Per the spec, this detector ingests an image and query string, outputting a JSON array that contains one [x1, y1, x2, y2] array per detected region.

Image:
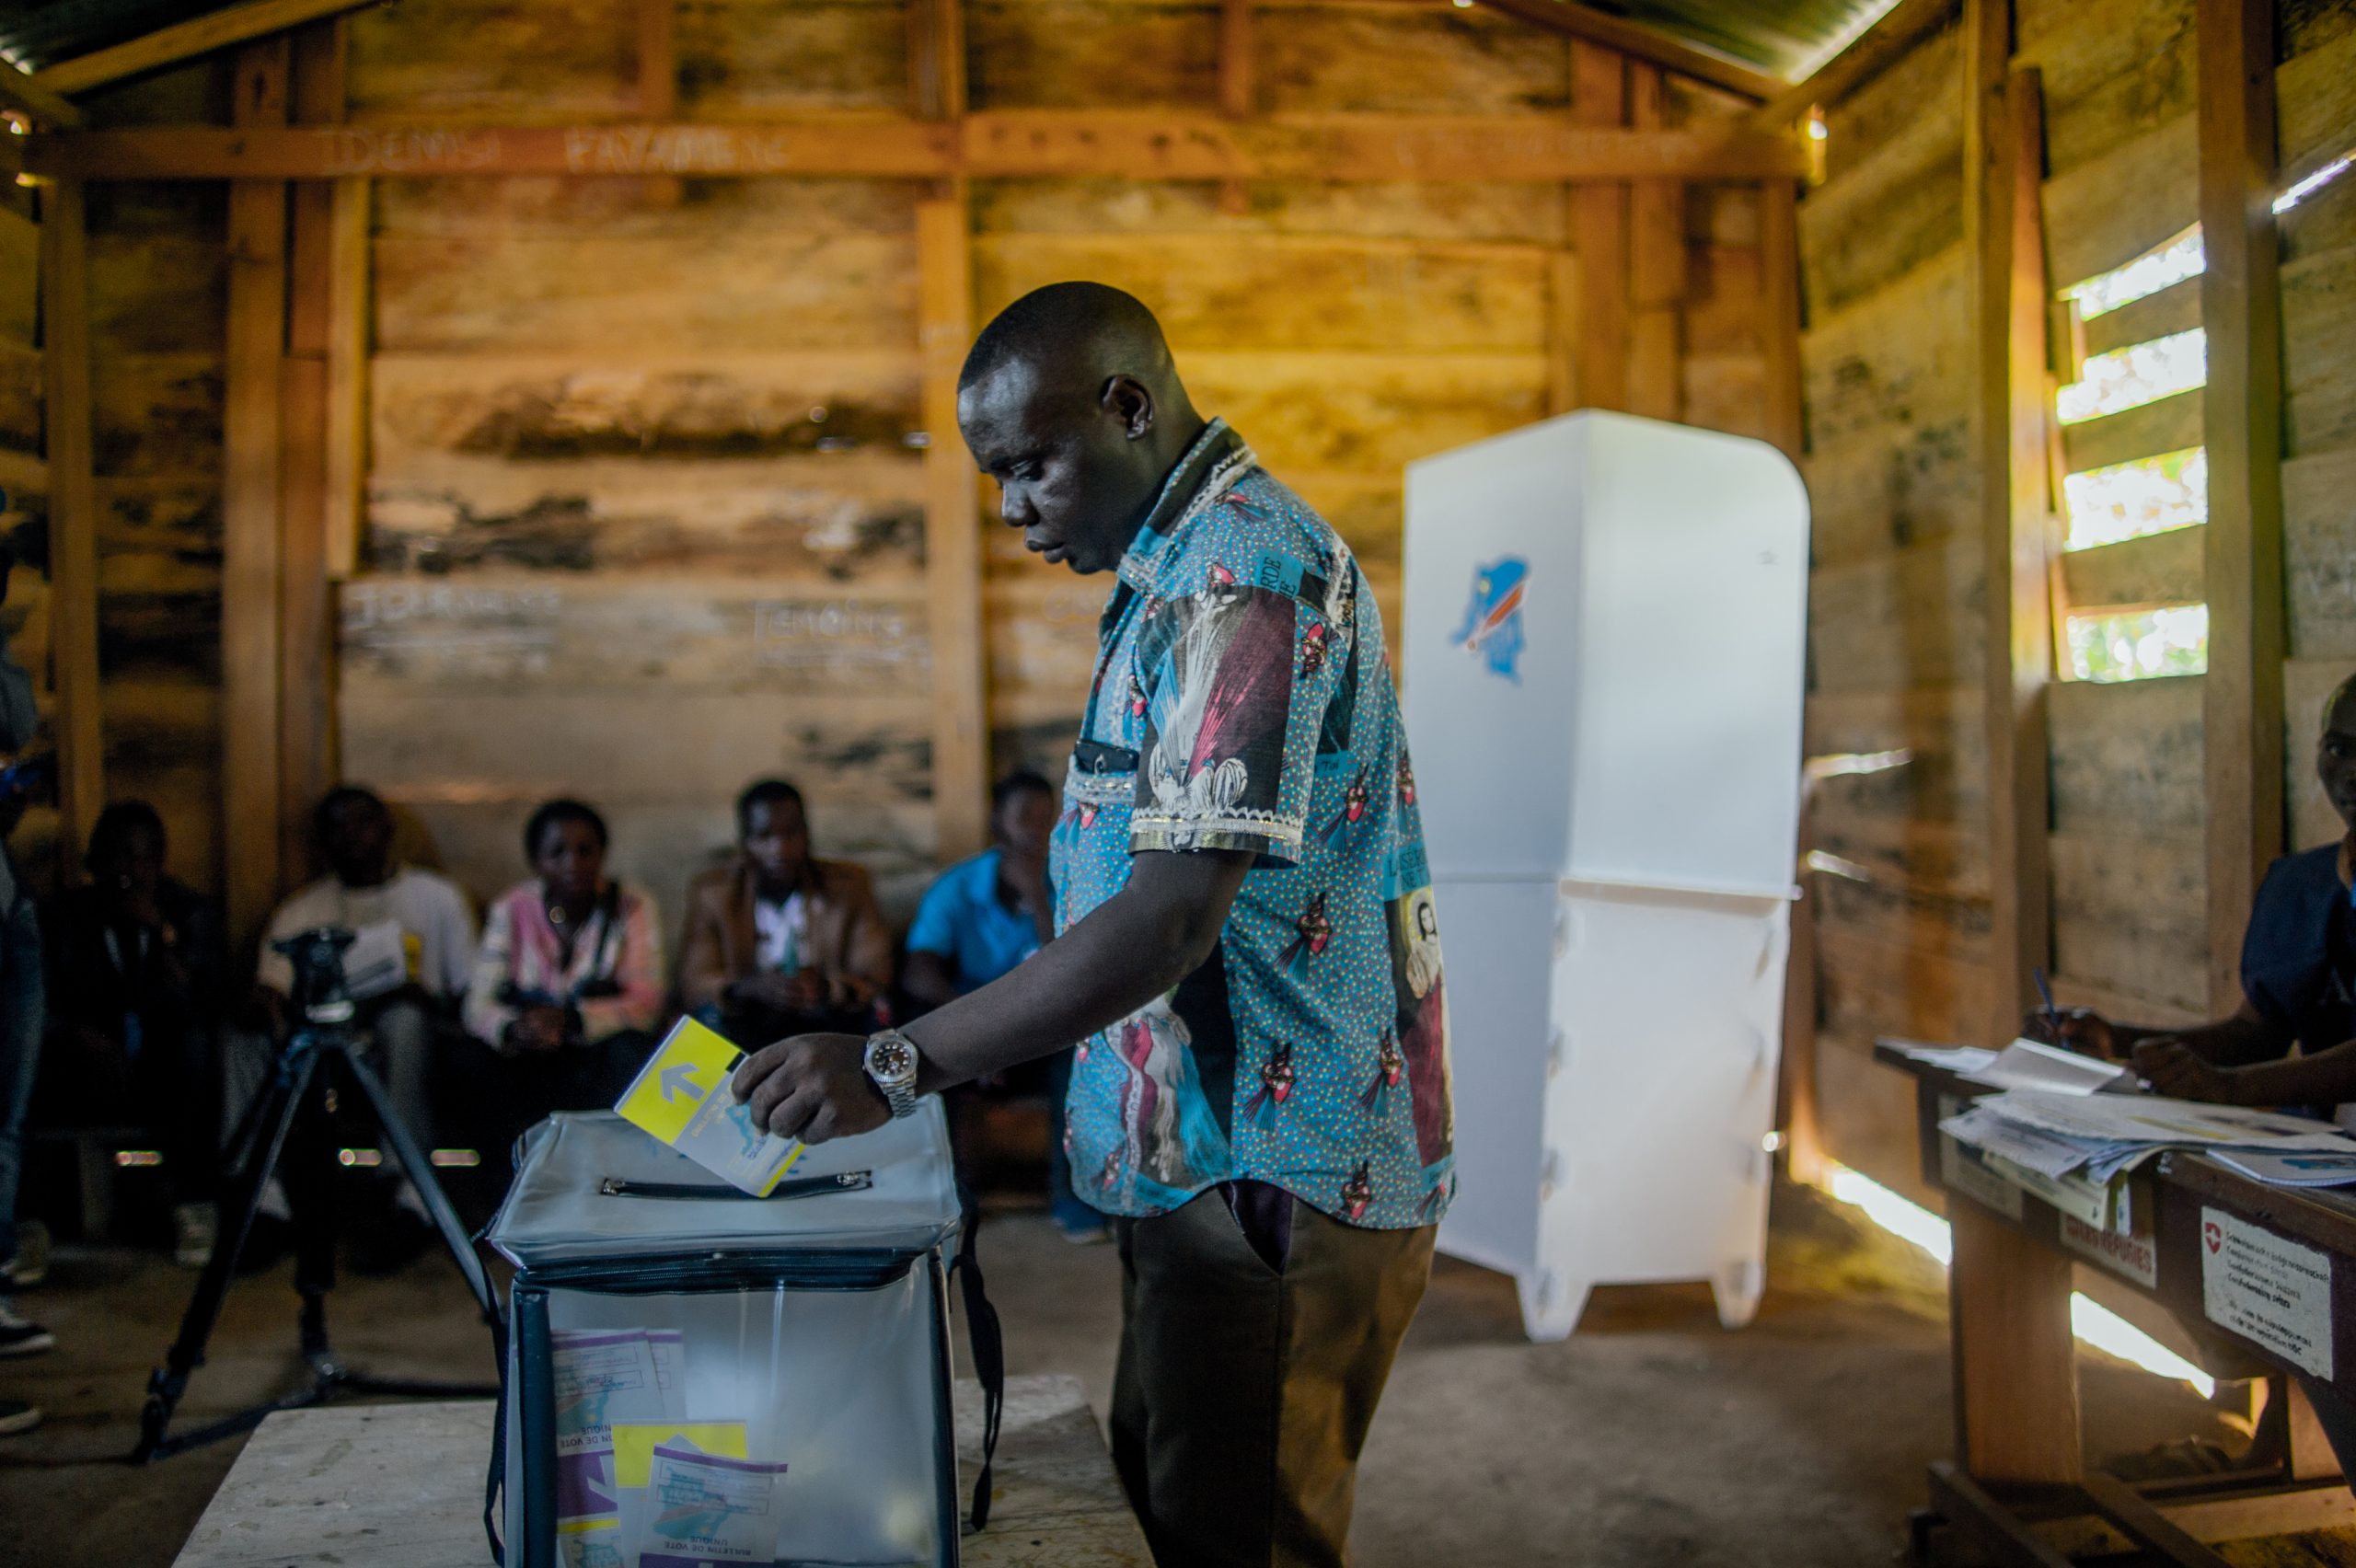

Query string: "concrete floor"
[[0, 1180, 2246, 1568]]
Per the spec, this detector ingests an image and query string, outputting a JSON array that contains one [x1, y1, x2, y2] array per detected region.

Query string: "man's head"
[[2321, 673, 2356, 834], [316, 785, 395, 889], [956, 282, 1207, 575], [87, 799, 166, 902], [736, 778, 810, 890], [990, 769, 1057, 863]]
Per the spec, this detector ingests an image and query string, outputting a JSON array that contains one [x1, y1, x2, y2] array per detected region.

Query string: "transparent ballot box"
[[482, 1103, 995, 1568]]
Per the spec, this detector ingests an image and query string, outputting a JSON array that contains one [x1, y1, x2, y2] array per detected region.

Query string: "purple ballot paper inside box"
[[639, 1442, 791, 1566]]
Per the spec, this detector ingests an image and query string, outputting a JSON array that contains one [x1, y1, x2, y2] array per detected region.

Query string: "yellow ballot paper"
[[611, 1421, 748, 1488], [616, 1018, 804, 1195]]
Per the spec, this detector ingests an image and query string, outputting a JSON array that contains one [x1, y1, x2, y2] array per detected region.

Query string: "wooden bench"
[[171, 1373, 1151, 1567]]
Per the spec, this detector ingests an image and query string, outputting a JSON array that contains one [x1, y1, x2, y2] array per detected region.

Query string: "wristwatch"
[[863, 1028, 922, 1120]]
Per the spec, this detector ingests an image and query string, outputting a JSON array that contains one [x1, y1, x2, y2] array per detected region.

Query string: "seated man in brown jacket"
[[679, 778, 895, 1045]]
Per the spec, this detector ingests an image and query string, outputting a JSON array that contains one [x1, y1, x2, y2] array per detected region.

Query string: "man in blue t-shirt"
[[904, 771, 1103, 1241]]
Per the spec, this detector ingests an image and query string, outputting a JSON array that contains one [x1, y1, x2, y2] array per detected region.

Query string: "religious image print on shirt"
[[1132, 582, 1300, 855]]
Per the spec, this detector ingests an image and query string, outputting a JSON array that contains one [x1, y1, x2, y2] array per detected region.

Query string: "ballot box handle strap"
[[483, 1301, 512, 1565], [953, 1181, 1006, 1531]]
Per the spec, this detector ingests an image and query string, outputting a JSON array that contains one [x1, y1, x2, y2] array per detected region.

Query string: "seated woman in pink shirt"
[[460, 798, 664, 1152]]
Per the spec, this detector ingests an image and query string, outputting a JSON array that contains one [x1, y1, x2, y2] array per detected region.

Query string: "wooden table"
[[1881, 1045, 2356, 1566], [171, 1374, 1151, 1568]]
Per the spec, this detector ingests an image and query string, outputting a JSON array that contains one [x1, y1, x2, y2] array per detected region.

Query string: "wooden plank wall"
[[83, 66, 230, 900], [969, 2, 1773, 786], [71, 0, 1786, 937], [2022, 0, 2209, 1027], [1796, 15, 1982, 1193], [2279, 6, 2356, 851], [345, 0, 928, 927], [1798, 0, 2356, 1198]]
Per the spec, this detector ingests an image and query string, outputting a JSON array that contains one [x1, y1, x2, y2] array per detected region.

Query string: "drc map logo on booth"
[[1450, 557, 1529, 683]]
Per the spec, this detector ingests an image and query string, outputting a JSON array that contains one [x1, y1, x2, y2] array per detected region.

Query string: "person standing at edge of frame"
[[730, 282, 1456, 1568]]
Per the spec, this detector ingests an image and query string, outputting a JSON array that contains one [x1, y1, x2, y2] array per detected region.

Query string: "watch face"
[[871, 1039, 915, 1081]]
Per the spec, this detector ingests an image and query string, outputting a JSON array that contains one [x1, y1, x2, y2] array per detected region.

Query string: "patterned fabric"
[[462, 879, 666, 1048], [1052, 420, 1455, 1230]]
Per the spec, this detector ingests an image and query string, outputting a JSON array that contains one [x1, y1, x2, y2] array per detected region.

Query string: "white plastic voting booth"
[[1403, 409, 1809, 1343]]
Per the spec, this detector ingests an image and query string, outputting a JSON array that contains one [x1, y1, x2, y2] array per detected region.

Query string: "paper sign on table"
[[616, 1017, 803, 1196]]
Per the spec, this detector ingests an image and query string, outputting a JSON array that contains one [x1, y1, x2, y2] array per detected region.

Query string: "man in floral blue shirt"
[[735, 282, 1453, 1568]]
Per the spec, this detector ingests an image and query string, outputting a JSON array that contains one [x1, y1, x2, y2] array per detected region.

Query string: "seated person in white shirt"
[[248, 785, 477, 1272]]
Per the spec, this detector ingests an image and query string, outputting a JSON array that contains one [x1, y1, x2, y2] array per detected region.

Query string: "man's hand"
[[731, 1032, 887, 1146], [2023, 1006, 2127, 1061], [2133, 1036, 2240, 1103]]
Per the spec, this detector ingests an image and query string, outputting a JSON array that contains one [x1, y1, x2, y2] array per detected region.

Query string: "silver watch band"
[[866, 1029, 922, 1120]]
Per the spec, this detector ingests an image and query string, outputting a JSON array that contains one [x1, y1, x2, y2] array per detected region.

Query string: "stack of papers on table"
[[1941, 1090, 2356, 1186]]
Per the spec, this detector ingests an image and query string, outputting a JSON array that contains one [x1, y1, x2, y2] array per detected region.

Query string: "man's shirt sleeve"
[[1128, 584, 1343, 866]]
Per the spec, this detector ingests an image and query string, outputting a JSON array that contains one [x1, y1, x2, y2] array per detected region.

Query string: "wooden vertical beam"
[[912, 0, 986, 861], [320, 177, 368, 579], [1218, 0, 1254, 215], [635, 0, 681, 205], [2197, 0, 2284, 1015], [278, 18, 343, 883], [918, 199, 986, 864], [1571, 42, 1629, 412], [1759, 174, 1817, 1180], [222, 36, 292, 942], [1967, 0, 2053, 1046], [1626, 63, 1683, 421], [1544, 246, 1581, 417], [907, 0, 966, 122], [40, 179, 101, 873], [1759, 179, 1804, 458], [1950, 1200, 2082, 1482], [637, 0, 676, 120]]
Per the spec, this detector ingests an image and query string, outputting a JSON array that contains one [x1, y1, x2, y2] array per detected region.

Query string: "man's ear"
[[1100, 375, 1155, 440]]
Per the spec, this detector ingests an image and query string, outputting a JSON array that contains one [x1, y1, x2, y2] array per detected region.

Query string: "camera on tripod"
[[274, 927, 358, 1026]]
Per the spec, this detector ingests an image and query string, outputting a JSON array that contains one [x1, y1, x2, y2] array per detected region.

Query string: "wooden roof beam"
[[32, 0, 386, 98], [1748, 0, 1959, 129], [22, 112, 1811, 181], [0, 63, 80, 127], [1469, 0, 1779, 102]]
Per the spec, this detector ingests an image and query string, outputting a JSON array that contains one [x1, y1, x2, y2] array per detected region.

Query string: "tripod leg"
[[284, 1052, 341, 1304], [337, 1043, 501, 1323], [135, 1044, 322, 1462]]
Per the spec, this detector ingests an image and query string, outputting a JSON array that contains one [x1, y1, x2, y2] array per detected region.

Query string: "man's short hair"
[[524, 797, 607, 858], [736, 778, 804, 831], [313, 784, 387, 846], [959, 281, 1168, 393], [990, 769, 1055, 813], [87, 798, 165, 868]]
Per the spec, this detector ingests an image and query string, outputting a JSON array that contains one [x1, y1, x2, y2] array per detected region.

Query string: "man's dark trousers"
[[1110, 1185, 1435, 1568]]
